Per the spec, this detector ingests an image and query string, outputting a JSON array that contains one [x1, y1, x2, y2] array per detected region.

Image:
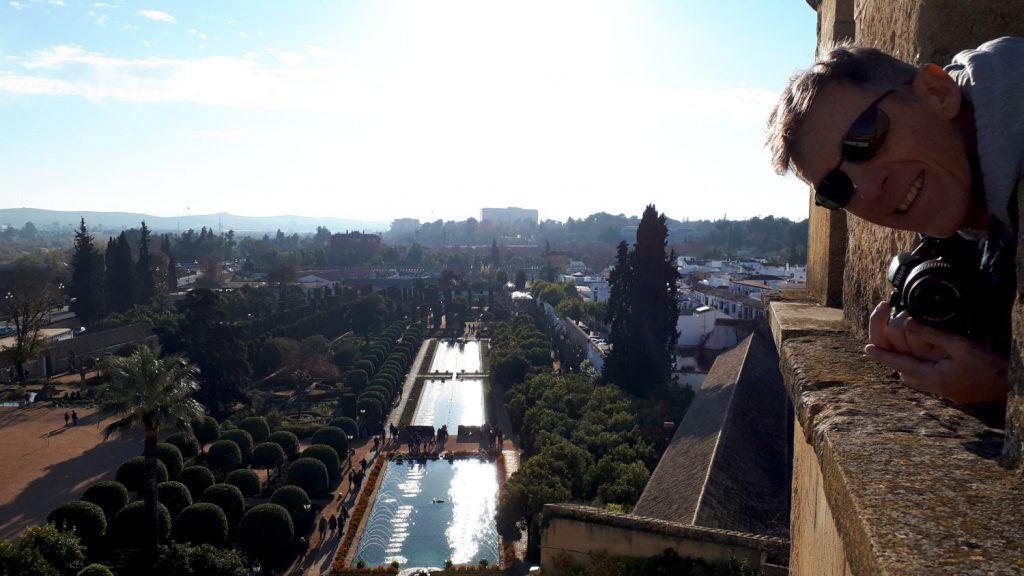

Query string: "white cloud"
[[86, 10, 107, 25], [136, 9, 174, 23], [9, 1, 23, 9], [239, 31, 248, 39], [121, 24, 137, 30], [187, 27, 207, 40], [92, 2, 114, 7], [265, 47, 304, 65], [48, 0, 64, 6], [190, 129, 259, 140], [143, 40, 151, 48], [305, 44, 336, 59]]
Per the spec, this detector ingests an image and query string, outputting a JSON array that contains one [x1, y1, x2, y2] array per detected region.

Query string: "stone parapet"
[[767, 293, 1024, 575]]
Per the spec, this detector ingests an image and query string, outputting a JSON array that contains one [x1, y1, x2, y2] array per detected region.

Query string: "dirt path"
[[0, 404, 141, 541]]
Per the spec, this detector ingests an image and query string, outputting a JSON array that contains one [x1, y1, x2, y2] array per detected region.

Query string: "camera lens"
[[903, 261, 962, 325]]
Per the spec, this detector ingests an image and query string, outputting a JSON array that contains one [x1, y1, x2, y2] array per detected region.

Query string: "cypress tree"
[[136, 221, 156, 305], [161, 234, 177, 292], [70, 218, 106, 324], [603, 205, 679, 396], [105, 233, 135, 313]]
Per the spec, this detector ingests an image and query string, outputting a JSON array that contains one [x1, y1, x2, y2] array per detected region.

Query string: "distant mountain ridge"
[[0, 208, 389, 234]]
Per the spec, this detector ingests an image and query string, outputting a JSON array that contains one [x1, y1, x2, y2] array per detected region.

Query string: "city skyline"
[[0, 1, 818, 223]]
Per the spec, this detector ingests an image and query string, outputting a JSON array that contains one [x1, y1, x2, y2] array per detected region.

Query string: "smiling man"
[[766, 37, 1024, 404]]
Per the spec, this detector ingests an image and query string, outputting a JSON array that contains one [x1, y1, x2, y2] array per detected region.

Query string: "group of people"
[[63, 410, 79, 427]]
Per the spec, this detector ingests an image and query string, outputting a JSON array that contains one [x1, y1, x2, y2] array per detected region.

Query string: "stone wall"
[[540, 504, 787, 574]]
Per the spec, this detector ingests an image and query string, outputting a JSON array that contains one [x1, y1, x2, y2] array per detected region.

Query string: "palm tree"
[[98, 345, 204, 563]]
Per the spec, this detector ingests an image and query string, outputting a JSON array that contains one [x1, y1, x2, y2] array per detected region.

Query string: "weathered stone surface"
[[769, 299, 1024, 575]]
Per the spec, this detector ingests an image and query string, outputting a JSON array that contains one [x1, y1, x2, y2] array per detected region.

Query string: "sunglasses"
[[814, 89, 895, 210]]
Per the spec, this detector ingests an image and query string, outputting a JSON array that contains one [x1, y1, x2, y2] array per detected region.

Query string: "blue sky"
[[0, 1, 817, 224]]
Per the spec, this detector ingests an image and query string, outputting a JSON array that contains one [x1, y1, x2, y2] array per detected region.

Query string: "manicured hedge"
[[252, 442, 286, 472], [76, 564, 114, 576], [269, 485, 311, 534], [301, 445, 340, 483], [164, 432, 201, 459], [226, 469, 261, 497], [286, 458, 329, 498], [173, 503, 229, 547], [207, 440, 242, 473], [239, 504, 294, 568], [237, 417, 270, 443], [274, 421, 321, 440], [220, 430, 254, 465], [157, 481, 193, 519], [110, 502, 172, 550], [327, 418, 358, 439], [311, 426, 350, 460], [266, 431, 300, 459], [114, 457, 168, 494], [48, 501, 107, 551], [80, 481, 129, 521], [177, 466, 215, 500], [201, 484, 245, 531], [191, 416, 220, 446], [156, 443, 184, 479]]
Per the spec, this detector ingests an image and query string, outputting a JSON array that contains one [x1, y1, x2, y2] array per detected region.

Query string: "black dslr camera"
[[886, 234, 989, 339]]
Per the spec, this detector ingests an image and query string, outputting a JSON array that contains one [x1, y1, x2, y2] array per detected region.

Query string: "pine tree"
[[135, 221, 156, 305], [603, 206, 679, 396], [69, 218, 106, 324], [105, 233, 135, 313], [161, 235, 177, 292]]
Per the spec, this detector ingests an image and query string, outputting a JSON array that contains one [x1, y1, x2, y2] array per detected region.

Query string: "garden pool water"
[[352, 458, 500, 567], [413, 341, 484, 429]]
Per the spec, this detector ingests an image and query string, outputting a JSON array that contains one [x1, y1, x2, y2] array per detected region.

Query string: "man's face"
[[791, 74, 977, 238]]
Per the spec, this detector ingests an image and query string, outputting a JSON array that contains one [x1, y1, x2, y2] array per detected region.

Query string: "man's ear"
[[912, 63, 961, 119]]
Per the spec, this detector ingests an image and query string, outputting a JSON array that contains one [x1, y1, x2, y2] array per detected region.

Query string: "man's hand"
[[865, 301, 1009, 404]]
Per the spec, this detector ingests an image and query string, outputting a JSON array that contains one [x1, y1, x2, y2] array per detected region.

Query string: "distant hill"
[[0, 208, 389, 234]]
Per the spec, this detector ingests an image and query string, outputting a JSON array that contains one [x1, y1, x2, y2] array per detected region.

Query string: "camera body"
[[886, 234, 987, 338]]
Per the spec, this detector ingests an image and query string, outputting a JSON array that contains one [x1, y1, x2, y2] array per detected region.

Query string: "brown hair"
[[766, 43, 918, 175]]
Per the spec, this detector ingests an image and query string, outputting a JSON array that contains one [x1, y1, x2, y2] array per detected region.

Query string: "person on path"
[[339, 505, 350, 526], [71, 410, 78, 426], [297, 536, 308, 561], [360, 457, 368, 473], [64, 411, 70, 427], [328, 513, 338, 536], [318, 516, 327, 543]]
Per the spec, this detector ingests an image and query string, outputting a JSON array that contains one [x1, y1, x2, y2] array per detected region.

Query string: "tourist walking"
[[318, 516, 327, 543], [328, 513, 338, 536], [64, 411, 70, 427], [71, 410, 79, 426]]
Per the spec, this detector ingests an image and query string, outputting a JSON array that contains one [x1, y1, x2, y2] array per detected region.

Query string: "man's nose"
[[842, 161, 886, 202]]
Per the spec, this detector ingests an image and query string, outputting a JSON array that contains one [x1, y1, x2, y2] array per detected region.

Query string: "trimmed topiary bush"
[[201, 484, 244, 532], [153, 543, 249, 576], [225, 469, 261, 497], [110, 502, 171, 550], [267, 431, 300, 460], [285, 458, 329, 498], [76, 564, 114, 576], [157, 481, 193, 519], [219, 430, 253, 465], [172, 503, 229, 547], [47, 501, 106, 550], [238, 504, 294, 568], [269, 485, 311, 534], [312, 426, 350, 459], [327, 417, 358, 439], [164, 432, 201, 459], [80, 481, 129, 521], [156, 443, 184, 479], [252, 442, 286, 472], [273, 421, 320, 439], [114, 456, 169, 493], [207, 440, 242, 473], [191, 415, 220, 447], [237, 417, 270, 443], [301, 445, 340, 484], [177, 466, 215, 500]]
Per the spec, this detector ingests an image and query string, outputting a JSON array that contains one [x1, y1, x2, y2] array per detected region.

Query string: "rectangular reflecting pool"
[[353, 459, 500, 568], [412, 377, 484, 429]]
